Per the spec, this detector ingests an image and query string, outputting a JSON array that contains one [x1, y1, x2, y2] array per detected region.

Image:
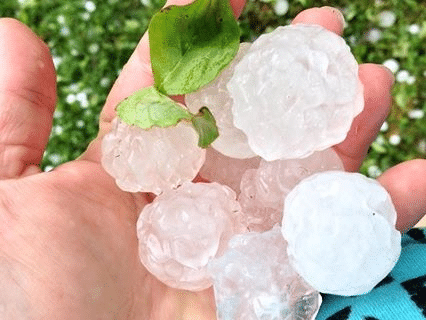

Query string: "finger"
[[377, 159, 426, 233], [334, 64, 394, 171], [292, 6, 345, 35], [0, 18, 56, 179]]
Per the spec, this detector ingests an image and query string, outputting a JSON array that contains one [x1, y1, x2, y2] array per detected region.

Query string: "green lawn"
[[1, 0, 425, 175]]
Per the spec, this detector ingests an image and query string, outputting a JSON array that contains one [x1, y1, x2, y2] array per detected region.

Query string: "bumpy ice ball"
[[101, 118, 205, 195], [228, 24, 364, 161], [137, 182, 246, 291], [185, 43, 256, 159], [282, 171, 401, 296]]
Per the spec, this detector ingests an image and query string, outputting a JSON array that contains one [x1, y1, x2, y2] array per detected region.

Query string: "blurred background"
[[0, 0, 425, 175]]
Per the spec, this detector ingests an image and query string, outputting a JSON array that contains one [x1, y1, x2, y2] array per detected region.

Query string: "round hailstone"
[[228, 24, 364, 161], [101, 118, 206, 195], [137, 182, 246, 291], [281, 171, 401, 296], [239, 148, 344, 232], [185, 43, 257, 159], [208, 226, 321, 320]]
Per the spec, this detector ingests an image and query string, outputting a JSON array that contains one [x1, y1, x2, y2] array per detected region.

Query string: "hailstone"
[[281, 171, 401, 296], [227, 24, 364, 161], [101, 117, 205, 195], [185, 43, 256, 159], [137, 181, 246, 291]]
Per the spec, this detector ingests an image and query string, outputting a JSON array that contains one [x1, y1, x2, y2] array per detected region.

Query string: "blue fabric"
[[316, 228, 426, 320]]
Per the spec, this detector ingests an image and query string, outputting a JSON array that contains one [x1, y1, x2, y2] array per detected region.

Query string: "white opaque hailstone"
[[238, 148, 344, 232], [101, 117, 205, 195], [208, 226, 321, 320], [185, 43, 257, 159], [199, 147, 261, 193], [228, 24, 364, 161], [282, 171, 401, 296], [137, 182, 246, 291]]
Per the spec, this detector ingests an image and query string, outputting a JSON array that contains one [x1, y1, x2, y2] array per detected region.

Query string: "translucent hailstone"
[[239, 148, 344, 232], [199, 147, 261, 193], [136, 182, 246, 291], [282, 171, 401, 296], [208, 226, 321, 320], [101, 117, 205, 195], [185, 43, 256, 159], [228, 24, 364, 161]]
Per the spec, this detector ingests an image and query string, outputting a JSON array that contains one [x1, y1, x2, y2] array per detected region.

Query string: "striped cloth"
[[316, 228, 426, 320]]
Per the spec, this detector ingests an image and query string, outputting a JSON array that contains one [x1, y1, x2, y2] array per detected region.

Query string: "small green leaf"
[[148, 0, 240, 95], [191, 107, 219, 148], [116, 86, 193, 128]]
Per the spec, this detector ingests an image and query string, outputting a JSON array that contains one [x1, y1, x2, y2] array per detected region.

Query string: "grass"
[[1, 0, 425, 175]]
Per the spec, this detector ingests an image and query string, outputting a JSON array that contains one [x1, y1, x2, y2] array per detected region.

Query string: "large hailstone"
[[185, 43, 256, 159], [208, 226, 321, 320], [281, 171, 401, 296], [228, 24, 364, 161], [137, 182, 246, 291], [101, 117, 205, 195]]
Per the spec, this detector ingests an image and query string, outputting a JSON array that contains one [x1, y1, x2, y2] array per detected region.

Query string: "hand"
[[0, 3, 424, 320]]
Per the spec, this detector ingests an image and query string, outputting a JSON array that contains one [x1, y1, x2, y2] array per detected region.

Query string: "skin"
[[0, 2, 425, 319]]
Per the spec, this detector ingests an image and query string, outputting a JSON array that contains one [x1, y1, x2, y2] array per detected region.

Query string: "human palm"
[[0, 3, 425, 319]]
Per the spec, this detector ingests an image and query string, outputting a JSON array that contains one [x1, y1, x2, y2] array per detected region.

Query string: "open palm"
[[0, 2, 425, 319]]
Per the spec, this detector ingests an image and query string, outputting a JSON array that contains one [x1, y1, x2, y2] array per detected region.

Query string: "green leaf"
[[116, 86, 193, 128], [148, 0, 240, 95], [191, 107, 219, 148]]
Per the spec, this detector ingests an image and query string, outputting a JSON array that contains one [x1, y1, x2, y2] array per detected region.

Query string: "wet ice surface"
[[282, 171, 401, 296], [101, 118, 205, 195], [228, 24, 364, 161], [136, 182, 246, 291], [208, 226, 322, 320], [239, 148, 344, 232]]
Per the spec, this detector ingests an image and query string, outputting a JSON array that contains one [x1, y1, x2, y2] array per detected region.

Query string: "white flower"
[[383, 59, 399, 73], [53, 110, 63, 119], [44, 165, 54, 172], [76, 92, 89, 108], [378, 11, 396, 28], [375, 135, 386, 145], [49, 154, 62, 164], [66, 94, 77, 104], [407, 76, 416, 85], [380, 121, 389, 132], [100, 77, 110, 87], [396, 70, 410, 83], [81, 12, 91, 21], [69, 83, 79, 92], [273, 0, 289, 16], [60, 26, 70, 36], [89, 43, 100, 54], [368, 165, 382, 178], [53, 125, 64, 135], [366, 28, 382, 43], [408, 109, 424, 119], [57, 15, 66, 24], [408, 24, 420, 34], [140, 0, 152, 6], [71, 49, 79, 56], [52, 56, 62, 69], [84, 1, 96, 12], [418, 140, 426, 154], [389, 134, 401, 145], [76, 120, 85, 128]]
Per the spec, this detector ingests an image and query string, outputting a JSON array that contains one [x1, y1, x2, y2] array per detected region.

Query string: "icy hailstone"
[[101, 117, 205, 195], [239, 148, 344, 232], [228, 24, 364, 161], [282, 171, 401, 296], [185, 43, 256, 159], [136, 182, 246, 291], [208, 226, 321, 320]]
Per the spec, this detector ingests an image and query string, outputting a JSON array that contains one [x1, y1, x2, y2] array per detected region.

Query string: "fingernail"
[[322, 6, 346, 28]]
